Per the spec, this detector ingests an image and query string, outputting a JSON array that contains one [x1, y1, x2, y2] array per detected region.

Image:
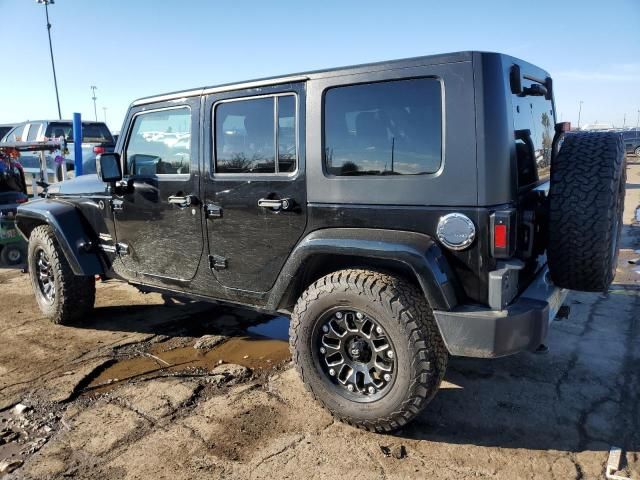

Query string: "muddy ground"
[[0, 163, 639, 480]]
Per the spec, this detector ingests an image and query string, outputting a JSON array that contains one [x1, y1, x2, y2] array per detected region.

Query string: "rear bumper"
[[432, 266, 567, 358]]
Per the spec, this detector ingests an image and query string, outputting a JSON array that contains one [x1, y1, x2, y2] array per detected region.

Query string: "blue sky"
[[1, 0, 639, 132]]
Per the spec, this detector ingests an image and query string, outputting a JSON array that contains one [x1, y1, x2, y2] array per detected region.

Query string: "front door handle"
[[168, 195, 198, 208], [258, 198, 293, 211]]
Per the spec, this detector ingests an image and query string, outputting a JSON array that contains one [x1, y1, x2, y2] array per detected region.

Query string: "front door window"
[[126, 108, 191, 175]]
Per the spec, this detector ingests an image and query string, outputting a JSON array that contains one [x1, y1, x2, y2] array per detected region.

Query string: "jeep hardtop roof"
[[131, 51, 549, 107]]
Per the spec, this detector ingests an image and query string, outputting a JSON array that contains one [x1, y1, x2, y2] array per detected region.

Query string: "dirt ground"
[[0, 163, 639, 480]]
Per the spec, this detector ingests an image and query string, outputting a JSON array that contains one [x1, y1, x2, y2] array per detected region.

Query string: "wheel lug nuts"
[[335, 312, 343, 319], [329, 368, 335, 376], [368, 386, 375, 394], [322, 325, 329, 333], [320, 347, 326, 354], [387, 350, 394, 359], [376, 326, 382, 334], [356, 312, 363, 320], [383, 374, 391, 382], [347, 384, 354, 392]]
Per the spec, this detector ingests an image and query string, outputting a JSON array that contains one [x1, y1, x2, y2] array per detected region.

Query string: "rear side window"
[[44, 122, 113, 143], [125, 107, 191, 175], [323, 78, 442, 176], [214, 94, 297, 174], [26, 123, 42, 141]]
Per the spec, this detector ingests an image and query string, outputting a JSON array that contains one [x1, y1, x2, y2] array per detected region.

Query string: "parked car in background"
[[0, 120, 115, 180], [0, 147, 28, 265], [621, 129, 640, 156]]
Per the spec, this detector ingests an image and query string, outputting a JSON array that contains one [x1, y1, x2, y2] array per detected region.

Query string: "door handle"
[[258, 198, 293, 211], [168, 195, 197, 207]]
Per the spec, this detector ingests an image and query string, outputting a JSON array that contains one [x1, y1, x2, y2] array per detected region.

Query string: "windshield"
[[44, 122, 114, 143]]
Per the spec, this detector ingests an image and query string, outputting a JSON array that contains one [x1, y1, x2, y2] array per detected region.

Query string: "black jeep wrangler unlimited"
[[16, 52, 625, 432]]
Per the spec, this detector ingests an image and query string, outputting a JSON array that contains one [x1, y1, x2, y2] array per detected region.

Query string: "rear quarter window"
[[323, 78, 442, 176]]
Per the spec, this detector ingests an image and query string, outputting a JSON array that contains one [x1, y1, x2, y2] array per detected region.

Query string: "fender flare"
[[15, 199, 104, 276], [267, 228, 458, 312]]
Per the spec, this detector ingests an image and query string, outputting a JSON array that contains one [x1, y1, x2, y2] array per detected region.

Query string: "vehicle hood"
[[46, 174, 109, 197]]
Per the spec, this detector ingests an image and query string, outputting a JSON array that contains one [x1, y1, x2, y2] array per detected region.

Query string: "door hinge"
[[208, 254, 227, 270], [116, 242, 129, 255], [110, 199, 124, 212]]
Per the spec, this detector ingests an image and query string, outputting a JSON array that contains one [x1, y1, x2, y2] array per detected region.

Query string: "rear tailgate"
[[508, 60, 556, 290]]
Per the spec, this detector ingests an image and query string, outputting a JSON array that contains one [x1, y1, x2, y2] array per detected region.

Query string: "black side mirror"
[[97, 153, 122, 183]]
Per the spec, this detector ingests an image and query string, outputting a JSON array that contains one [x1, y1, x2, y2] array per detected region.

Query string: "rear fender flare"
[[268, 228, 458, 312]]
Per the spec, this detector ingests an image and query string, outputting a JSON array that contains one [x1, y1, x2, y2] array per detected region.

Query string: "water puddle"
[[84, 315, 292, 395], [246, 315, 289, 340]]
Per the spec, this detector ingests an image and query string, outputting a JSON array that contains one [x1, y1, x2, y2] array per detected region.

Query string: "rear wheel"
[[28, 225, 96, 325], [547, 132, 626, 291], [635, 146, 640, 157], [290, 269, 447, 432]]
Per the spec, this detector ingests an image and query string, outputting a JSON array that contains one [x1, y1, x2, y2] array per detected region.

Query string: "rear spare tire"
[[547, 132, 626, 292]]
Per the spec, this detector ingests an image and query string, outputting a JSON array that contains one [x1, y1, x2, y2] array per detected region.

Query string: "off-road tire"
[[548, 132, 626, 291], [290, 269, 447, 432], [0, 243, 26, 266], [28, 225, 96, 325]]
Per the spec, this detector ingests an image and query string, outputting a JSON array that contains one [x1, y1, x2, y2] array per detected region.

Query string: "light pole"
[[577, 101, 584, 130], [637, 109, 639, 130], [102, 107, 107, 124], [91, 85, 98, 121], [37, 0, 61, 119]]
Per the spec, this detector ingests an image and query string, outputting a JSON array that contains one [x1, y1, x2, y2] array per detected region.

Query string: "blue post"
[[72, 112, 83, 176]]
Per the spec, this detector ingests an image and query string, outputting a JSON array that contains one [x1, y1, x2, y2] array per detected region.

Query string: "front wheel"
[[28, 225, 96, 325], [290, 269, 447, 432]]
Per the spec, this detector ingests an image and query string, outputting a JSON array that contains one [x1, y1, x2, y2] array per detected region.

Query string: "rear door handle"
[[168, 195, 198, 207], [258, 198, 293, 211]]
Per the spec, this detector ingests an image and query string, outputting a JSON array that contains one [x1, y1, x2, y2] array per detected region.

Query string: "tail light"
[[16, 197, 28, 204], [494, 224, 507, 249], [490, 210, 516, 258], [93, 146, 105, 154]]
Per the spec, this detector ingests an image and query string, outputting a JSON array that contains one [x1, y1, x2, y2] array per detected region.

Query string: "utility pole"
[[577, 101, 584, 130], [37, 0, 61, 119], [623, 114, 626, 128], [102, 107, 107, 124], [637, 109, 639, 130], [91, 86, 98, 122]]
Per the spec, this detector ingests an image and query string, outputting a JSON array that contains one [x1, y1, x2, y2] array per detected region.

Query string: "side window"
[[3, 126, 25, 143], [278, 96, 296, 173], [214, 94, 297, 174], [26, 123, 42, 142], [125, 107, 191, 175], [323, 78, 442, 176]]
